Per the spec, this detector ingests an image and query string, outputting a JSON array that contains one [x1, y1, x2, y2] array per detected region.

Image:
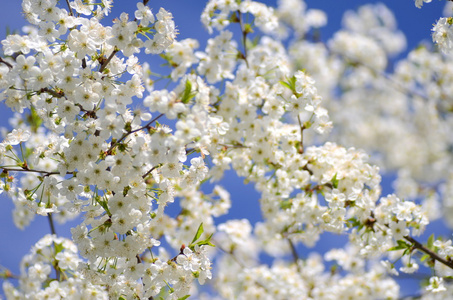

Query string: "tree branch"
[[99, 48, 119, 73], [107, 113, 164, 154], [404, 235, 453, 269], [0, 57, 13, 69], [1, 167, 72, 178], [48, 213, 57, 236], [142, 165, 160, 179], [237, 11, 249, 68], [287, 238, 301, 272], [64, 0, 74, 16]]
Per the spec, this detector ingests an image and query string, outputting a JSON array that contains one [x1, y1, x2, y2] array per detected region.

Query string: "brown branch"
[[237, 11, 249, 68], [40, 87, 65, 98], [64, 0, 74, 16], [404, 235, 453, 269], [99, 48, 119, 73], [2, 167, 72, 178], [47, 213, 62, 281], [107, 113, 164, 154], [142, 165, 160, 179], [0, 57, 13, 69], [48, 213, 57, 236], [218, 143, 248, 149], [287, 238, 301, 272]]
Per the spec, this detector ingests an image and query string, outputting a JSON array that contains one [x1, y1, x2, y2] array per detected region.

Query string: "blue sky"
[[0, 0, 448, 297]]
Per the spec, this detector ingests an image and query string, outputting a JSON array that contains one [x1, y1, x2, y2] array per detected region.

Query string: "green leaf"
[[196, 233, 215, 248], [280, 199, 292, 210], [181, 80, 193, 104], [331, 173, 339, 189], [177, 295, 190, 300], [346, 217, 361, 229], [420, 254, 430, 262], [197, 241, 215, 248], [387, 240, 411, 251], [54, 243, 64, 254], [288, 75, 297, 91], [427, 233, 435, 250], [244, 23, 254, 34], [191, 223, 204, 245], [279, 80, 292, 91], [279, 75, 298, 94]]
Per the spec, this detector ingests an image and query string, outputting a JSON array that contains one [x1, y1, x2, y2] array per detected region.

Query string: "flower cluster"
[[432, 17, 453, 53], [1, 0, 453, 299]]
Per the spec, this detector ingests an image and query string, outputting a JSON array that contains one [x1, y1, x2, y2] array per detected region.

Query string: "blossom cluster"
[[1, 0, 453, 299]]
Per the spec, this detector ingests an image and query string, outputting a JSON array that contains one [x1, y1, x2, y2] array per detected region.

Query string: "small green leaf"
[[191, 223, 204, 245], [279, 80, 292, 91], [387, 240, 411, 251], [196, 241, 215, 248], [420, 254, 430, 262], [427, 233, 435, 250], [280, 199, 292, 210], [288, 75, 297, 91], [196, 233, 215, 248], [177, 295, 190, 300], [346, 218, 361, 229], [54, 243, 64, 254], [244, 23, 254, 34], [181, 80, 193, 104], [331, 173, 339, 189]]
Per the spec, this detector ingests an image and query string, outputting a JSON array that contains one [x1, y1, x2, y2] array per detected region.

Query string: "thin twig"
[[99, 49, 119, 73], [237, 11, 249, 68], [288, 238, 301, 272], [47, 214, 62, 281], [1, 167, 71, 177], [107, 113, 164, 154], [142, 165, 159, 179], [0, 57, 13, 69], [48, 213, 57, 236], [40, 87, 65, 98], [218, 143, 248, 149], [65, 0, 74, 16]]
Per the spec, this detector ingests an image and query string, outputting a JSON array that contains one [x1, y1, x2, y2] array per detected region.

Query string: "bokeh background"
[[0, 0, 448, 298]]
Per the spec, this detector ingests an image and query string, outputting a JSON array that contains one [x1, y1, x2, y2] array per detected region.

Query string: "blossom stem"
[[0, 265, 19, 279], [297, 115, 305, 154]]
